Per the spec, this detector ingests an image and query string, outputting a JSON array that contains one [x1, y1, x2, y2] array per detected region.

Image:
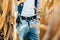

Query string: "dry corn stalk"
[[42, 0, 60, 40], [0, 0, 18, 40]]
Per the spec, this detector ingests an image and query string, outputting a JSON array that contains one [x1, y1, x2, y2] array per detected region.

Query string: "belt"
[[21, 16, 36, 29], [21, 16, 36, 21]]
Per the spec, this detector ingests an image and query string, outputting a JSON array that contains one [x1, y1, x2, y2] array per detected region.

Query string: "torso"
[[21, 0, 35, 17]]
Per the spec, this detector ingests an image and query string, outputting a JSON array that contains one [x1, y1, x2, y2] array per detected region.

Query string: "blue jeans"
[[16, 19, 40, 40]]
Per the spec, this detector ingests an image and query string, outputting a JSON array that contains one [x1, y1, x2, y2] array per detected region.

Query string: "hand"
[[17, 0, 26, 6], [34, 13, 40, 16], [20, 0, 26, 3], [37, 9, 41, 13]]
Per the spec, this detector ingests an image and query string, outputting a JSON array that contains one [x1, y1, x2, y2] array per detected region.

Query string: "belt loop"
[[26, 17, 27, 20], [32, 16, 34, 21]]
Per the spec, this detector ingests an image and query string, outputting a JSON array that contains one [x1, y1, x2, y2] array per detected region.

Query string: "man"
[[17, 0, 40, 40]]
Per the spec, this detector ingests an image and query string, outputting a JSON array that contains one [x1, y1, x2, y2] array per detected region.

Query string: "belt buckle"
[[26, 17, 30, 20], [25, 17, 33, 20]]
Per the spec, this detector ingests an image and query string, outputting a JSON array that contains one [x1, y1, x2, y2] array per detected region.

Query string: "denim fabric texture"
[[16, 19, 40, 40]]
